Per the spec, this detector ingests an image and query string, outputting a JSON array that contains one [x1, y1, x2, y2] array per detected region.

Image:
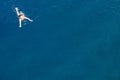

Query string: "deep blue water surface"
[[0, 0, 120, 80]]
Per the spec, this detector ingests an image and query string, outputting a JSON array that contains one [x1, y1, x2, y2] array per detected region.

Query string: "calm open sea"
[[0, 0, 120, 80]]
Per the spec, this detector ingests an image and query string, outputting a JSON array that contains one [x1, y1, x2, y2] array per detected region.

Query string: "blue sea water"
[[0, 0, 120, 80]]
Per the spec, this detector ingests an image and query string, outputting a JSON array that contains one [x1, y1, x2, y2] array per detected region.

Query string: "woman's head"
[[20, 11, 24, 15]]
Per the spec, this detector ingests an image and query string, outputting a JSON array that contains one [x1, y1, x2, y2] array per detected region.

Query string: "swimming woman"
[[15, 7, 33, 28]]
